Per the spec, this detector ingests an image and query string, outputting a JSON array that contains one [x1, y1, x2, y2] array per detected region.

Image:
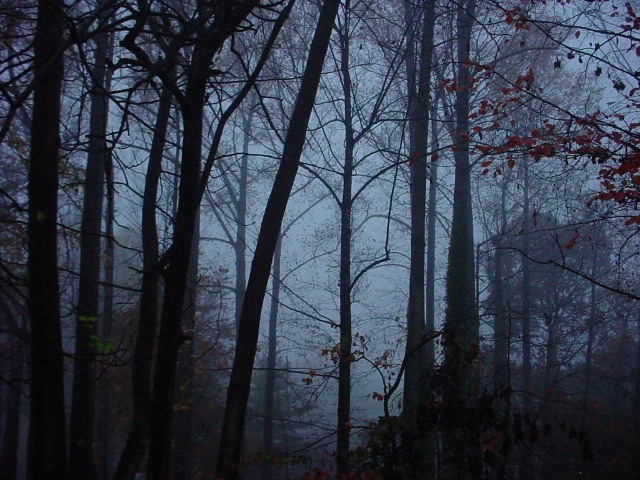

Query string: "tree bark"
[[70, 13, 112, 479], [401, 7, 436, 472], [441, 1, 479, 478], [171, 211, 200, 480], [520, 159, 534, 480], [493, 181, 509, 390], [96, 151, 115, 479], [26, 0, 67, 478], [215, 2, 340, 478], [261, 233, 282, 480], [234, 106, 252, 332], [114, 84, 173, 480], [336, 5, 355, 474], [0, 317, 24, 480]]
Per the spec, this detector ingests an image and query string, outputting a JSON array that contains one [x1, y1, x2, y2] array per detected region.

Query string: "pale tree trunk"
[[26, 0, 67, 478], [215, 2, 341, 478], [520, 160, 534, 480], [261, 233, 282, 480], [441, 0, 479, 478], [582, 227, 602, 427], [544, 282, 559, 395], [494, 181, 509, 390], [70, 12, 112, 478]]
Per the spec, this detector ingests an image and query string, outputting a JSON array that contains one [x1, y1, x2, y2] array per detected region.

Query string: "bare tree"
[[216, 2, 341, 478]]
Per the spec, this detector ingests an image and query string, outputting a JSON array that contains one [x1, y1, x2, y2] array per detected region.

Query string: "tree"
[[216, 2, 341, 478], [441, 0, 480, 478], [25, 0, 67, 478], [69, 7, 113, 477], [400, 0, 436, 474]]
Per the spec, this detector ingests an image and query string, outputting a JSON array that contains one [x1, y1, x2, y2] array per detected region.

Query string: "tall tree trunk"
[[215, 2, 341, 478], [26, 0, 67, 478], [261, 233, 282, 480], [426, 102, 439, 374], [114, 84, 173, 480], [442, 1, 479, 478], [70, 14, 112, 479], [235, 107, 252, 332], [582, 228, 601, 427], [145, 3, 262, 474], [171, 211, 200, 480], [96, 152, 115, 480], [0, 317, 24, 480], [336, 6, 354, 475], [147, 77, 208, 480], [401, 3, 436, 472], [520, 159, 534, 480], [494, 181, 509, 390]]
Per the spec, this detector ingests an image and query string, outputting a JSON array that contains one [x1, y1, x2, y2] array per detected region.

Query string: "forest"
[[1, 0, 640, 479]]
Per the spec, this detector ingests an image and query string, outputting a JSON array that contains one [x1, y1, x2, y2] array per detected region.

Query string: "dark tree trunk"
[[520, 160, 534, 480], [336, 6, 355, 474], [171, 211, 200, 480], [426, 102, 439, 374], [215, 2, 340, 478], [145, 3, 262, 475], [1, 321, 24, 480], [235, 107, 252, 332], [402, 1, 436, 440], [147, 82, 208, 480], [441, 1, 479, 478], [261, 233, 282, 480], [96, 155, 115, 480], [26, 0, 67, 478], [114, 84, 173, 480], [493, 181, 509, 390], [70, 14, 112, 479]]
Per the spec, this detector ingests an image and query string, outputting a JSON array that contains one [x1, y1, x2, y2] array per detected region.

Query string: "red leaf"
[[564, 233, 580, 249]]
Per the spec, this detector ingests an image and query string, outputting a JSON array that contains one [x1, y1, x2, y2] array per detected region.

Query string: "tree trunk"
[[171, 211, 200, 480], [147, 79, 208, 480], [96, 141, 115, 479], [441, 1, 479, 478], [215, 2, 341, 478], [0, 318, 24, 480], [336, 6, 355, 474], [520, 159, 534, 480], [70, 14, 112, 479], [261, 233, 282, 480], [114, 84, 173, 480], [493, 181, 509, 390], [26, 1, 67, 478], [401, 4, 436, 472], [235, 106, 252, 332]]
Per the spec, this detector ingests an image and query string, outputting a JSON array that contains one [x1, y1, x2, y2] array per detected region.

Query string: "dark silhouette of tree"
[[216, 1, 341, 478], [25, 0, 67, 478]]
